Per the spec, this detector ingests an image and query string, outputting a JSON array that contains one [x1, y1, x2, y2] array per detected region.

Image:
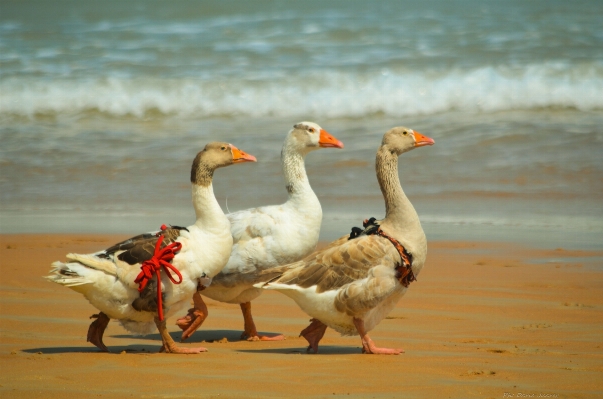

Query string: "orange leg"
[[87, 312, 110, 352], [175, 292, 208, 342], [353, 318, 404, 355], [156, 317, 207, 354], [240, 302, 285, 341], [299, 318, 327, 353]]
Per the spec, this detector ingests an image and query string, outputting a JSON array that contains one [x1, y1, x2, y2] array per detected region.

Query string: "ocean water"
[[1, 0, 602, 250]]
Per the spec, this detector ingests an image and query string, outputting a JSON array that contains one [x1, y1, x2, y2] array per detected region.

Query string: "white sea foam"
[[1, 63, 602, 119]]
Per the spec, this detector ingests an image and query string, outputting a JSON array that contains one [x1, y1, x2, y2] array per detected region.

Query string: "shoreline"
[[1, 234, 602, 398], [2, 214, 602, 251]]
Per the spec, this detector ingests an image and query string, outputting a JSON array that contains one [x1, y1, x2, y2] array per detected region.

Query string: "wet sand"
[[1, 234, 602, 398]]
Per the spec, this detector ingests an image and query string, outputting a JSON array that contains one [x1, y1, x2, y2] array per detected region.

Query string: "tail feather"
[[45, 261, 93, 287], [252, 261, 305, 289], [252, 269, 286, 290], [66, 253, 118, 276], [254, 281, 299, 291], [252, 272, 281, 288]]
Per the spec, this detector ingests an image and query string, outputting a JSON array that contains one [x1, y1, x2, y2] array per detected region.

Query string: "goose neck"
[[376, 147, 421, 232], [191, 183, 227, 229], [281, 144, 314, 199]]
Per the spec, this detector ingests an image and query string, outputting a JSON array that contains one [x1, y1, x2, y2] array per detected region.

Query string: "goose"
[[176, 122, 344, 341], [46, 142, 257, 354], [255, 127, 434, 354]]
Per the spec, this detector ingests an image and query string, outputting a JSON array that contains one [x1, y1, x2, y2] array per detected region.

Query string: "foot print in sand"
[[513, 323, 552, 330], [562, 302, 593, 308], [463, 370, 497, 376]]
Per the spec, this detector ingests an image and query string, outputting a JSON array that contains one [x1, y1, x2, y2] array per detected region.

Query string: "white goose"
[[176, 122, 344, 341], [46, 142, 257, 354], [255, 127, 434, 354]]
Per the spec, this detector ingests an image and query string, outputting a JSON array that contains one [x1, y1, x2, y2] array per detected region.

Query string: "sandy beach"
[[1, 234, 601, 398], [2, 1, 602, 398]]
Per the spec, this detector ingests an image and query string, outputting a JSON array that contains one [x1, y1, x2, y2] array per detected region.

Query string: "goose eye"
[[309, 128, 315, 133], [403, 131, 408, 136], [221, 146, 226, 150]]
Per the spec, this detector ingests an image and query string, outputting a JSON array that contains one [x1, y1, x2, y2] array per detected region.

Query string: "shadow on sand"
[[23, 328, 362, 355], [23, 344, 361, 355], [23, 329, 278, 354], [236, 345, 362, 355], [111, 329, 250, 343], [23, 344, 161, 354]]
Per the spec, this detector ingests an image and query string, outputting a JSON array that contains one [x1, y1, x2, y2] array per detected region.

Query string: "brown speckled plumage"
[[256, 127, 433, 352], [271, 234, 400, 294]]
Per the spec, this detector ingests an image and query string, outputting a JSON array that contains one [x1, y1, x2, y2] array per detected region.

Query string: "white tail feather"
[[45, 261, 93, 287], [66, 253, 118, 276]]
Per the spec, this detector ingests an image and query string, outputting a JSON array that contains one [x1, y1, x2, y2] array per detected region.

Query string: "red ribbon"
[[134, 234, 183, 321]]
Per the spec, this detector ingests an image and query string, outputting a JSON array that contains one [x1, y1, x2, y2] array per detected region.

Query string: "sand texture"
[[1, 234, 602, 398]]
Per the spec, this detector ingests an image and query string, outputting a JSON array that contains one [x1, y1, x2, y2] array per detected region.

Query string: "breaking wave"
[[2, 63, 602, 119]]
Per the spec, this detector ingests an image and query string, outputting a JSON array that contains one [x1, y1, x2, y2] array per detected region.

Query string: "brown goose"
[[256, 127, 434, 354], [46, 142, 256, 354]]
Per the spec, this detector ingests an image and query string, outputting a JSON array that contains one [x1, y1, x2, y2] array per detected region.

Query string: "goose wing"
[[97, 226, 186, 265], [272, 234, 400, 293]]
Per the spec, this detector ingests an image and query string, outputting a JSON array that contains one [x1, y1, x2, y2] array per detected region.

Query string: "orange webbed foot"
[[157, 317, 207, 354], [241, 332, 286, 342], [175, 292, 208, 342], [354, 317, 404, 355], [239, 301, 285, 342]]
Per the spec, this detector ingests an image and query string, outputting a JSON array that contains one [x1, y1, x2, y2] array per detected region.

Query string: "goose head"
[[191, 142, 257, 186], [286, 121, 344, 155], [381, 126, 434, 156]]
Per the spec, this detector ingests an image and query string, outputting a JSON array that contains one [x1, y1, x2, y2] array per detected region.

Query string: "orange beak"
[[413, 131, 435, 147], [318, 129, 344, 149], [230, 145, 257, 163]]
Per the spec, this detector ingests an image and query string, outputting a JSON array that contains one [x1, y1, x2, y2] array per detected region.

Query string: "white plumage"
[[46, 142, 257, 353], [177, 122, 344, 341]]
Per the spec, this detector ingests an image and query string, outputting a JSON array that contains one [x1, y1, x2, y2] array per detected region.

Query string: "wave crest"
[[2, 64, 602, 118]]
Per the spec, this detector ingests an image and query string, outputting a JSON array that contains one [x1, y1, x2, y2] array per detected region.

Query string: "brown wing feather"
[[98, 227, 185, 265], [275, 235, 400, 293], [317, 234, 349, 251], [100, 227, 185, 314], [334, 265, 399, 317], [131, 279, 163, 313]]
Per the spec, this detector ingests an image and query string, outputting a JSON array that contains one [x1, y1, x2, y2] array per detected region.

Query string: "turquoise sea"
[[1, 0, 602, 249]]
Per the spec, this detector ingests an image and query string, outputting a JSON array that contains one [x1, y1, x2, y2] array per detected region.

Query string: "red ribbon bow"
[[134, 233, 183, 321]]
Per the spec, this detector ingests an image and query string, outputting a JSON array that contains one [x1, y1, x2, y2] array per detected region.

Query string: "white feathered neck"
[[281, 140, 321, 211], [191, 183, 229, 231]]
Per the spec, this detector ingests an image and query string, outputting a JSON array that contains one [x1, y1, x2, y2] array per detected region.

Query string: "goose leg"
[[353, 318, 404, 355], [239, 302, 285, 341], [175, 292, 208, 341], [299, 318, 327, 353], [87, 312, 110, 352], [156, 317, 207, 354]]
